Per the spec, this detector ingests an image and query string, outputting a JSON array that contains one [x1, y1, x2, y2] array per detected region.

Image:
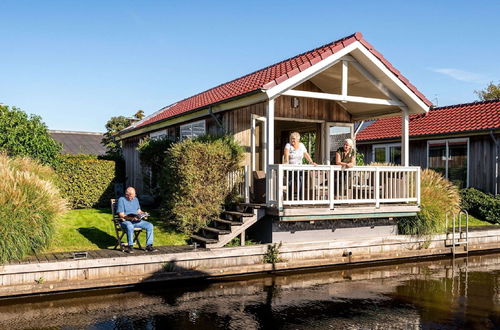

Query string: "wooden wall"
[[122, 136, 144, 194]]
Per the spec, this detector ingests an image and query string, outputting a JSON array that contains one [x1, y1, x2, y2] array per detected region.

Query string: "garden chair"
[[111, 199, 143, 251]]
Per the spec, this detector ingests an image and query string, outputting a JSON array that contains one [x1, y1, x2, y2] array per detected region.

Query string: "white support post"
[[401, 106, 410, 166], [277, 166, 284, 210], [341, 60, 348, 103], [244, 165, 250, 204], [416, 168, 421, 206], [375, 167, 380, 208], [329, 166, 334, 209], [250, 116, 256, 173], [265, 99, 275, 205]]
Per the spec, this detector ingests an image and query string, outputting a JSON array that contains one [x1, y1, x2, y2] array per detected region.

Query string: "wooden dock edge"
[[1, 229, 500, 298]]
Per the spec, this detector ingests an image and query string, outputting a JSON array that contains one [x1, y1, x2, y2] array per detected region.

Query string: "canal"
[[0, 252, 499, 329]]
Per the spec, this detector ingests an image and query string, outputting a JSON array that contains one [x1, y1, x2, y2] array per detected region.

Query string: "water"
[[1, 253, 499, 329]]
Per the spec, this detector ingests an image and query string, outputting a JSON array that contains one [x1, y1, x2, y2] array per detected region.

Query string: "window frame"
[[372, 143, 401, 164], [180, 120, 206, 141], [426, 137, 469, 188]]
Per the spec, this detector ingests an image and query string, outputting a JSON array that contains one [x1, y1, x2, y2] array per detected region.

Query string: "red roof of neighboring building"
[[356, 99, 500, 141], [132, 32, 431, 131]]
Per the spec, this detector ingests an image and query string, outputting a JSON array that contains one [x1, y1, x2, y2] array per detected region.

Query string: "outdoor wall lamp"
[[291, 97, 300, 109]]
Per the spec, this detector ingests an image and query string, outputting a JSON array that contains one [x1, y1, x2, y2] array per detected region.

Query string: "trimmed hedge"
[[0, 154, 66, 263], [55, 154, 116, 208], [460, 188, 500, 224], [162, 135, 243, 234]]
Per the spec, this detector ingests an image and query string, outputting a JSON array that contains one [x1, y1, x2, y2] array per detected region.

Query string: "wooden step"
[[190, 235, 218, 244], [213, 218, 242, 226], [202, 227, 231, 235], [223, 211, 254, 218]]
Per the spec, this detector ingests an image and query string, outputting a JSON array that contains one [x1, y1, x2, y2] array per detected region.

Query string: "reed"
[[0, 154, 66, 263]]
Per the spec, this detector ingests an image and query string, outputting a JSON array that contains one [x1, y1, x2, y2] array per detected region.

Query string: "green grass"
[[467, 214, 496, 227], [46, 208, 188, 253]]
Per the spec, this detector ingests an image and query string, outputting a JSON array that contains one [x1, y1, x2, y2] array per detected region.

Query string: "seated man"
[[116, 187, 156, 253]]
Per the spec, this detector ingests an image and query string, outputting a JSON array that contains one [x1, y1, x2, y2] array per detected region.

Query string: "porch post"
[[265, 99, 275, 170], [401, 106, 409, 166], [265, 99, 275, 205]]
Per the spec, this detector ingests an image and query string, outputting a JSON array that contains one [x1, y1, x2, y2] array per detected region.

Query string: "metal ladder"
[[445, 210, 469, 255]]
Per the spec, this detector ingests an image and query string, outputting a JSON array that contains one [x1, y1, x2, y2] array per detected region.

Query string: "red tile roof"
[[132, 32, 431, 131], [356, 99, 500, 141]]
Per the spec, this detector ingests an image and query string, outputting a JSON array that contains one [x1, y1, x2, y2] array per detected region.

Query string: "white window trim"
[[180, 120, 206, 140], [426, 137, 469, 187], [372, 143, 401, 164]]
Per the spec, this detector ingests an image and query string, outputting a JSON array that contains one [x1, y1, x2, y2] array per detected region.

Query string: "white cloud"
[[431, 68, 487, 83]]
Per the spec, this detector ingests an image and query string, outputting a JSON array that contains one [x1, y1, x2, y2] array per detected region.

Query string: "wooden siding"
[[274, 81, 351, 122], [122, 136, 144, 194]]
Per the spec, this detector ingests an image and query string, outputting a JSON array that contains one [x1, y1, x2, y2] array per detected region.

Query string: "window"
[[427, 138, 468, 188], [180, 120, 206, 140], [149, 129, 167, 140], [372, 144, 401, 164]]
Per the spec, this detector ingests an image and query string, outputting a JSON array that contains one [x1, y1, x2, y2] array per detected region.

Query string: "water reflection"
[[1, 253, 500, 329]]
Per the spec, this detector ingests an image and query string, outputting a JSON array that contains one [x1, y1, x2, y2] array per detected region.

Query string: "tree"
[[102, 110, 145, 157], [0, 104, 61, 166], [475, 82, 500, 101]]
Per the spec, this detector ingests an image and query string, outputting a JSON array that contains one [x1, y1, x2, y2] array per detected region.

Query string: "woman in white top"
[[283, 132, 316, 199], [283, 132, 316, 165]]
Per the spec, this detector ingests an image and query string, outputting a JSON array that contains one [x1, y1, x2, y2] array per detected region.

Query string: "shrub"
[[54, 154, 116, 208], [461, 188, 500, 224], [162, 135, 243, 234], [0, 105, 61, 166], [0, 154, 66, 263], [398, 169, 460, 235]]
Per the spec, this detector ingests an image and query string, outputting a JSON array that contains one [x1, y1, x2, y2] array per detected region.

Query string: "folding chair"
[[111, 199, 143, 251]]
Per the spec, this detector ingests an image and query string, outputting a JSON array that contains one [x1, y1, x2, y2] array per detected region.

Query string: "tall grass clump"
[[0, 154, 67, 263], [162, 135, 243, 234], [398, 169, 460, 235]]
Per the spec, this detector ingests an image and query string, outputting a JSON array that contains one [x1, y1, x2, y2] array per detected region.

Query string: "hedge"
[[161, 135, 243, 234], [0, 154, 66, 263], [55, 154, 116, 208], [460, 188, 500, 224]]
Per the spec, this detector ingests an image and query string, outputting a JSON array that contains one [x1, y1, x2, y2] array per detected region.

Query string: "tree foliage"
[[0, 104, 61, 166], [475, 81, 500, 101], [102, 111, 144, 157]]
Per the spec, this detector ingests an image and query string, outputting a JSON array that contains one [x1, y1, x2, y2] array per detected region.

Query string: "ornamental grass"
[[398, 169, 460, 235], [0, 154, 67, 263]]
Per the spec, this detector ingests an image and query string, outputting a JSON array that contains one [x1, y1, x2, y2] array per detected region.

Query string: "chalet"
[[117, 32, 432, 246], [356, 99, 500, 195]]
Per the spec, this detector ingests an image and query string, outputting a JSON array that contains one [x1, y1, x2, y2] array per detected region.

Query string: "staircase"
[[191, 204, 265, 248]]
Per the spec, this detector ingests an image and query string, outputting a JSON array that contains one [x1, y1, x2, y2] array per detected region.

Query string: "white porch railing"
[[227, 165, 250, 203], [267, 165, 420, 209]]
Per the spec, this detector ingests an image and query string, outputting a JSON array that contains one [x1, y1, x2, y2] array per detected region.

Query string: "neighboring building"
[[117, 32, 432, 245], [356, 99, 500, 194], [50, 130, 106, 156]]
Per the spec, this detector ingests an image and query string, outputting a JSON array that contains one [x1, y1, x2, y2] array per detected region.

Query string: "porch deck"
[[234, 164, 421, 220]]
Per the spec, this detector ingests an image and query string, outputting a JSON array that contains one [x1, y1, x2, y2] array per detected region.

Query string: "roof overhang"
[[264, 41, 430, 120]]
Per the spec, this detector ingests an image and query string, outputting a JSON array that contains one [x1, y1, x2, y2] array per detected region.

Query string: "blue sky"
[[1, 1, 499, 132]]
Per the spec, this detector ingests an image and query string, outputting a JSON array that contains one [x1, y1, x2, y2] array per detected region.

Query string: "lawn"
[[47, 208, 188, 253]]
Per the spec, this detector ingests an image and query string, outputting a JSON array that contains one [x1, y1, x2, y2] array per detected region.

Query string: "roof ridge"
[[432, 98, 500, 111]]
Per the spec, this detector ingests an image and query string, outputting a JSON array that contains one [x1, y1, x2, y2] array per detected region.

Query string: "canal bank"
[[1, 226, 500, 298]]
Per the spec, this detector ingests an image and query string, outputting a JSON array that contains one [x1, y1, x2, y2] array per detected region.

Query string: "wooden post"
[[240, 231, 245, 246], [265, 99, 275, 205], [401, 106, 409, 166]]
